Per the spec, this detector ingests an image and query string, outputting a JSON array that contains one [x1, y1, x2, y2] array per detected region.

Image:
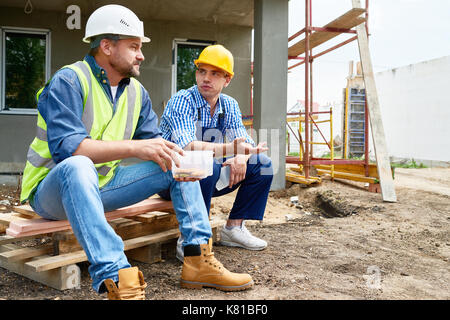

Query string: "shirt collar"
[[84, 54, 131, 87], [192, 85, 223, 115]]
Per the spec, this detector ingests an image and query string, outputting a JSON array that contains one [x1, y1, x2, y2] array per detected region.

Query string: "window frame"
[[0, 26, 51, 115], [171, 38, 215, 96]]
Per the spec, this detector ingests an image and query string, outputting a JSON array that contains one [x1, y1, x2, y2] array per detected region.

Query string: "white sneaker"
[[176, 235, 184, 263], [220, 222, 267, 251]]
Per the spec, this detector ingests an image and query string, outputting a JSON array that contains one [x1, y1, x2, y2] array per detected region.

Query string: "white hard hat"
[[83, 4, 150, 43]]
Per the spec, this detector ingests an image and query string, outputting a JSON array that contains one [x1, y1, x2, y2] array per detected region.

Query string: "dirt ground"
[[0, 167, 449, 300]]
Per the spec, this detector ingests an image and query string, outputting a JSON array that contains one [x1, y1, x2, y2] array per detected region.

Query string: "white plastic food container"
[[172, 150, 214, 179]]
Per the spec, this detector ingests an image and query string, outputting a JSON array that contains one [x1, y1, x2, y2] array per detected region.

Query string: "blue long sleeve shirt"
[[37, 55, 161, 164]]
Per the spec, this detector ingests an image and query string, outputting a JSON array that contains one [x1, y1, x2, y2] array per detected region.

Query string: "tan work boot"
[[180, 241, 254, 291], [104, 267, 147, 300]]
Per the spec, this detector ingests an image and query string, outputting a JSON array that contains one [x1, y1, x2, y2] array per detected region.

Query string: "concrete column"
[[253, 0, 288, 190]]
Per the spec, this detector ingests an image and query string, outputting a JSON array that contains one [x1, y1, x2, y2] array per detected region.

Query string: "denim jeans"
[[159, 154, 273, 221], [30, 155, 212, 292], [200, 154, 273, 220]]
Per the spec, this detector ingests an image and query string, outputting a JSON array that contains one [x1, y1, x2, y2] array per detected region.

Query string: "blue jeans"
[[159, 154, 273, 221], [29, 155, 212, 292]]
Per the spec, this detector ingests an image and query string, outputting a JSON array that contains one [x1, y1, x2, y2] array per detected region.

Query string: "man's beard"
[[111, 55, 140, 78]]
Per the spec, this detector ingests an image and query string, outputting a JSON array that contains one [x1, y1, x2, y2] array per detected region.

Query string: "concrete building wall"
[[0, 6, 252, 177], [374, 55, 450, 165], [142, 19, 252, 115]]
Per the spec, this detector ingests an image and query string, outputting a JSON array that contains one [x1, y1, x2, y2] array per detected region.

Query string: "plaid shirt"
[[160, 85, 255, 149]]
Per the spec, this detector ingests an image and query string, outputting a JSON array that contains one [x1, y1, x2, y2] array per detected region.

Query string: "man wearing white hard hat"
[[20, 5, 265, 300]]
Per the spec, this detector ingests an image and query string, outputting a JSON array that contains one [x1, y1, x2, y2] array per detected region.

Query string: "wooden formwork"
[[0, 198, 221, 290]]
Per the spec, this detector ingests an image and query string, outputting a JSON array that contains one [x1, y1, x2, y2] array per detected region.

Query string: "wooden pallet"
[[5, 197, 175, 237], [0, 198, 222, 290]]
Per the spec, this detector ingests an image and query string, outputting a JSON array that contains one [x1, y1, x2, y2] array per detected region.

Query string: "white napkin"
[[215, 165, 230, 191]]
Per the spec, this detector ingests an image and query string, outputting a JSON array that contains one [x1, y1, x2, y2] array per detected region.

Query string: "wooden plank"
[[7, 219, 69, 234], [12, 205, 40, 218], [0, 244, 53, 262], [26, 219, 222, 272], [154, 212, 171, 219], [25, 250, 87, 273], [106, 197, 174, 216], [25, 228, 180, 272], [124, 220, 223, 264], [53, 237, 79, 255], [123, 228, 180, 252], [316, 169, 377, 184], [0, 244, 81, 290], [6, 221, 73, 238], [314, 164, 380, 178], [352, 0, 397, 202], [128, 211, 170, 223], [114, 215, 178, 240], [6, 197, 174, 238], [55, 215, 179, 254], [126, 243, 162, 264], [288, 8, 366, 57], [0, 234, 47, 245], [286, 171, 322, 185], [12, 199, 173, 219], [0, 212, 29, 226], [128, 213, 158, 223]]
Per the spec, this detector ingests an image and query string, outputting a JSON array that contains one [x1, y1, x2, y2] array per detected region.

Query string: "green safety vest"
[[20, 60, 142, 203]]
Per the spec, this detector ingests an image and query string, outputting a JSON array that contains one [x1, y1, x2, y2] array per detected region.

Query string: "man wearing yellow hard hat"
[[160, 45, 274, 261], [20, 5, 261, 300]]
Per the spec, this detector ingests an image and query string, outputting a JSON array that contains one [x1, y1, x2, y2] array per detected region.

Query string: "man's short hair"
[[88, 34, 119, 56]]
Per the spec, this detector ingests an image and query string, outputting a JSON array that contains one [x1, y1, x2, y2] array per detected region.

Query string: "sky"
[[287, 0, 450, 108]]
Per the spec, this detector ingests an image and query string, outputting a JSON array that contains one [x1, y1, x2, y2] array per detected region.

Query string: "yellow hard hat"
[[194, 45, 234, 78]]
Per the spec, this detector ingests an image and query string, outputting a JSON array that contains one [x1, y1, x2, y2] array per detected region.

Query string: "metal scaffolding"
[[286, 0, 396, 202], [286, 0, 372, 181]]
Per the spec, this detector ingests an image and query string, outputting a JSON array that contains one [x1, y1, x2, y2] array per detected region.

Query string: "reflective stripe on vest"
[[27, 147, 56, 170], [20, 60, 142, 203], [75, 61, 95, 134]]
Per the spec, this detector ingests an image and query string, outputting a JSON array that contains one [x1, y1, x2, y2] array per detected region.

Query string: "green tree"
[[176, 45, 206, 91], [5, 33, 46, 109]]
